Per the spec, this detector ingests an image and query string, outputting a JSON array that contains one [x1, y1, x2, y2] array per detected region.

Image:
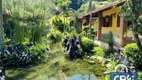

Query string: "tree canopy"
[[121, 0, 142, 50]]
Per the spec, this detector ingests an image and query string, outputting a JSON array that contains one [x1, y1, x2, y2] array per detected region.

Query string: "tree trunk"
[[89, 0, 92, 39], [132, 21, 142, 51], [133, 33, 142, 50], [0, 0, 4, 51], [0, 0, 5, 76]]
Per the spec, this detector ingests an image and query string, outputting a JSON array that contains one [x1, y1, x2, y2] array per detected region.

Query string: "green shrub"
[[102, 31, 114, 55], [79, 31, 86, 37], [124, 43, 142, 65], [139, 73, 142, 80], [48, 30, 62, 43], [94, 47, 105, 56], [30, 43, 48, 63], [81, 37, 94, 52], [88, 28, 97, 39], [102, 31, 114, 46], [124, 43, 139, 57], [105, 75, 110, 80]]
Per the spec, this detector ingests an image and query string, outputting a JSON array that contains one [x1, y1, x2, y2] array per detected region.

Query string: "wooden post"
[[97, 12, 103, 40], [120, 16, 127, 46], [79, 19, 82, 32]]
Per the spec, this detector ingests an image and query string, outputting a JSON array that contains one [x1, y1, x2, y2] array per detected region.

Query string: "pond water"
[[68, 74, 97, 80], [47, 74, 97, 80]]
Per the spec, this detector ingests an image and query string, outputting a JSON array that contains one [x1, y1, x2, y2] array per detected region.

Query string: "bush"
[[94, 47, 105, 56], [105, 75, 110, 80], [48, 30, 62, 43], [102, 31, 114, 54], [88, 28, 97, 39], [1, 44, 35, 67], [139, 73, 142, 80], [81, 37, 94, 52], [124, 43, 142, 66], [30, 43, 48, 63], [79, 31, 86, 37], [102, 31, 114, 46]]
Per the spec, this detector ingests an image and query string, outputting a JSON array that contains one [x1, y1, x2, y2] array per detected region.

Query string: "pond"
[[44, 74, 97, 80], [5, 48, 106, 80], [68, 74, 97, 80]]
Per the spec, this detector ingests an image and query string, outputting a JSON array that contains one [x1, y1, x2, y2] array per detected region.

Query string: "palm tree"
[[0, 0, 4, 51]]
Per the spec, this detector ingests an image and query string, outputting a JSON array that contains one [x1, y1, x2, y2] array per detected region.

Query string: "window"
[[117, 15, 120, 27], [103, 15, 112, 27]]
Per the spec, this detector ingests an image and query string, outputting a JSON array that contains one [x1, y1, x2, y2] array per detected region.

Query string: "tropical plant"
[[71, 12, 80, 33], [0, 53, 20, 67], [3, 0, 52, 44], [56, 0, 72, 32], [50, 16, 69, 33], [29, 21, 45, 43], [88, 28, 97, 39], [48, 30, 62, 43], [102, 31, 114, 54], [63, 35, 82, 59], [30, 43, 48, 63]]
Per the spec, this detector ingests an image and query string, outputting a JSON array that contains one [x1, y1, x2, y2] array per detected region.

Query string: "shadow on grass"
[[5, 67, 39, 80]]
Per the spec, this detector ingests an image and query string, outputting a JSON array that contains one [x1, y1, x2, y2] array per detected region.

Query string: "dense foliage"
[[48, 30, 62, 43], [124, 43, 142, 67], [50, 15, 69, 33], [121, 0, 142, 50], [102, 31, 114, 55], [94, 46, 105, 56], [1, 0, 142, 79], [30, 43, 48, 63], [80, 37, 94, 53]]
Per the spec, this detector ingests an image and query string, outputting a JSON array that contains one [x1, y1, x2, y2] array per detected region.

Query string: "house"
[[78, 0, 128, 46]]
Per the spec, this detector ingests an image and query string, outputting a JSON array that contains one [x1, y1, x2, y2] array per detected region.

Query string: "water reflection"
[[68, 74, 97, 80], [46, 74, 97, 80]]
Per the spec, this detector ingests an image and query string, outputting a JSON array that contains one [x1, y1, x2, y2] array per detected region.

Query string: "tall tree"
[[121, 0, 142, 50], [0, 0, 4, 51], [69, 0, 82, 10], [89, 0, 93, 39]]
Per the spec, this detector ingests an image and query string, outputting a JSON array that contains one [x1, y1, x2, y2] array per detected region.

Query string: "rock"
[[88, 61, 95, 64], [106, 63, 112, 68], [90, 56, 97, 60], [104, 71, 110, 75]]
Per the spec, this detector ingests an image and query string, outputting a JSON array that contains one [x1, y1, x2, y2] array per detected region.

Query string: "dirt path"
[[59, 70, 68, 80]]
